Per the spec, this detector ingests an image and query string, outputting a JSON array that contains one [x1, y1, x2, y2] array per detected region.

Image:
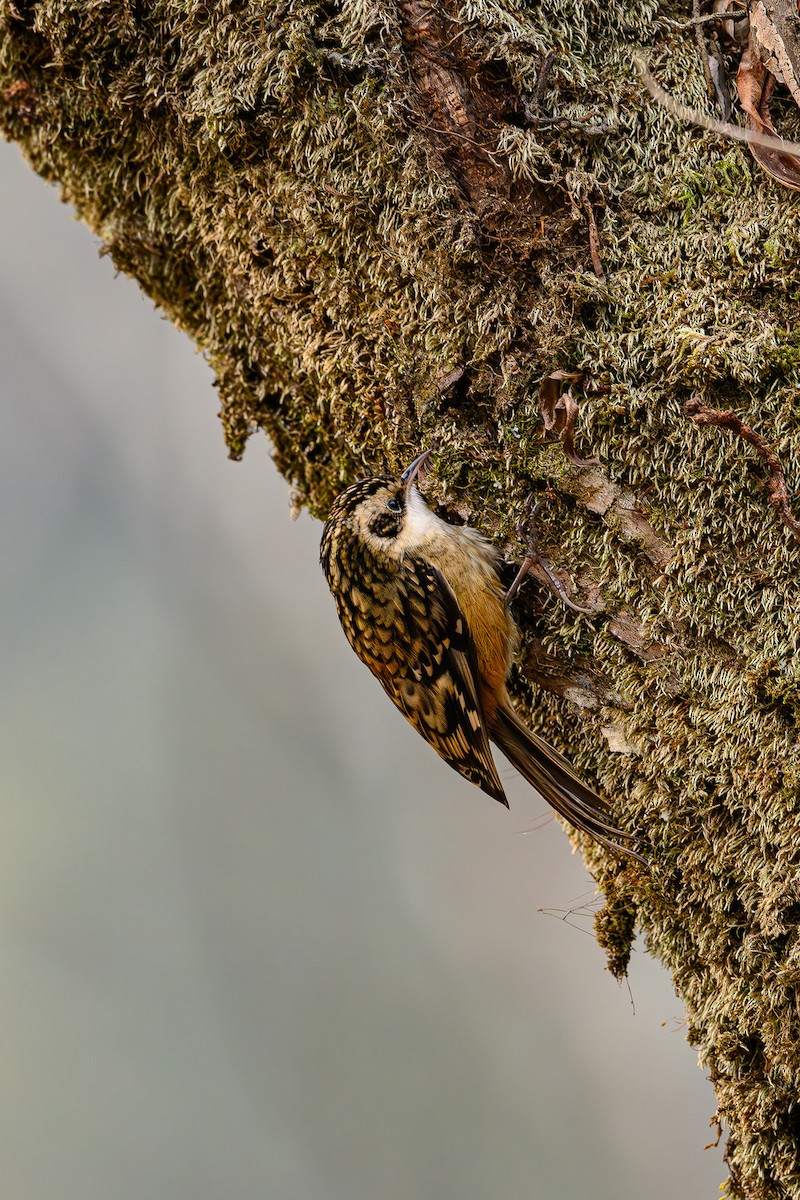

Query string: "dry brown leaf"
[[737, 35, 800, 191], [634, 53, 800, 188], [538, 371, 600, 467], [539, 369, 580, 431]]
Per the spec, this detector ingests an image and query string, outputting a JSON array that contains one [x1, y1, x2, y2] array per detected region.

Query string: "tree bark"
[[3, 2, 800, 1194]]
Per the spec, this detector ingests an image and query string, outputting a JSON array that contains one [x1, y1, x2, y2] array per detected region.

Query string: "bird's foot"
[[504, 492, 595, 614]]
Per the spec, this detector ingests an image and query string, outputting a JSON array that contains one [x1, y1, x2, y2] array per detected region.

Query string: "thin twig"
[[661, 8, 747, 31], [685, 396, 800, 544]]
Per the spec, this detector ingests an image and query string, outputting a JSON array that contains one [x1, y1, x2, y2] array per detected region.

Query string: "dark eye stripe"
[[369, 512, 400, 539]]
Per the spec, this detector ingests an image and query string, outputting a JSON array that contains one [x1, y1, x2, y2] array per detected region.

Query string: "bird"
[[319, 450, 641, 861]]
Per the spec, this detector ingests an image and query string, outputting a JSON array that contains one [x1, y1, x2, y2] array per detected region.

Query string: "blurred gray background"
[[0, 137, 722, 1199]]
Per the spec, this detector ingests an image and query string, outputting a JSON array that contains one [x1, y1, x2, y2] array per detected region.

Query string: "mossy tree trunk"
[[3, 2, 800, 1194]]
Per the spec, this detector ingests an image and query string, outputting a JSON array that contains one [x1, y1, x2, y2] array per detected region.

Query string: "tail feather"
[[491, 705, 644, 863]]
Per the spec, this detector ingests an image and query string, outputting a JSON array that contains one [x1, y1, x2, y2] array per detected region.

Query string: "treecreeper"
[[320, 451, 642, 862]]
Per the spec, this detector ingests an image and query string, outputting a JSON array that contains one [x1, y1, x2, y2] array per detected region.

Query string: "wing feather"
[[340, 554, 507, 806]]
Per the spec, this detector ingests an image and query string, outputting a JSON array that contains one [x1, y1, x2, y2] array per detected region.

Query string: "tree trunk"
[[3, 2, 800, 1194]]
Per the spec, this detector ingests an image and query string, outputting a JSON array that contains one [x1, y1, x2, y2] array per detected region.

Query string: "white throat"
[[395, 486, 496, 567], [399, 485, 451, 549]]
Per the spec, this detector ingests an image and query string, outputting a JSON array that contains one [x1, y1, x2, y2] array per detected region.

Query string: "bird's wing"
[[347, 555, 507, 806]]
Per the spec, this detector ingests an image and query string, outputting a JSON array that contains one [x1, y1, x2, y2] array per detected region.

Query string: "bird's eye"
[[386, 497, 403, 513]]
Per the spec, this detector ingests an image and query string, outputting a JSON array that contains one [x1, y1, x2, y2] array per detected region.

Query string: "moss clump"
[[594, 879, 638, 980]]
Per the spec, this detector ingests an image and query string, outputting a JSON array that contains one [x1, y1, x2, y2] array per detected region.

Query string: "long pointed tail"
[[491, 704, 644, 863]]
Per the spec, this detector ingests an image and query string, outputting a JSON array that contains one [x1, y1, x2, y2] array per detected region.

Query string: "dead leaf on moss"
[[737, 35, 800, 192], [634, 52, 800, 191], [539, 369, 579, 430], [725, 0, 800, 188], [539, 370, 600, 467]]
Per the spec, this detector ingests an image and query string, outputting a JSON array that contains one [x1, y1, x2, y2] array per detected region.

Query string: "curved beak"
[[400, 449, 432, 493]]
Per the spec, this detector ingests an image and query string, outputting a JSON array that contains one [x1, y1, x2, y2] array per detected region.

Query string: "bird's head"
[[323, 450, 436, 557]]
